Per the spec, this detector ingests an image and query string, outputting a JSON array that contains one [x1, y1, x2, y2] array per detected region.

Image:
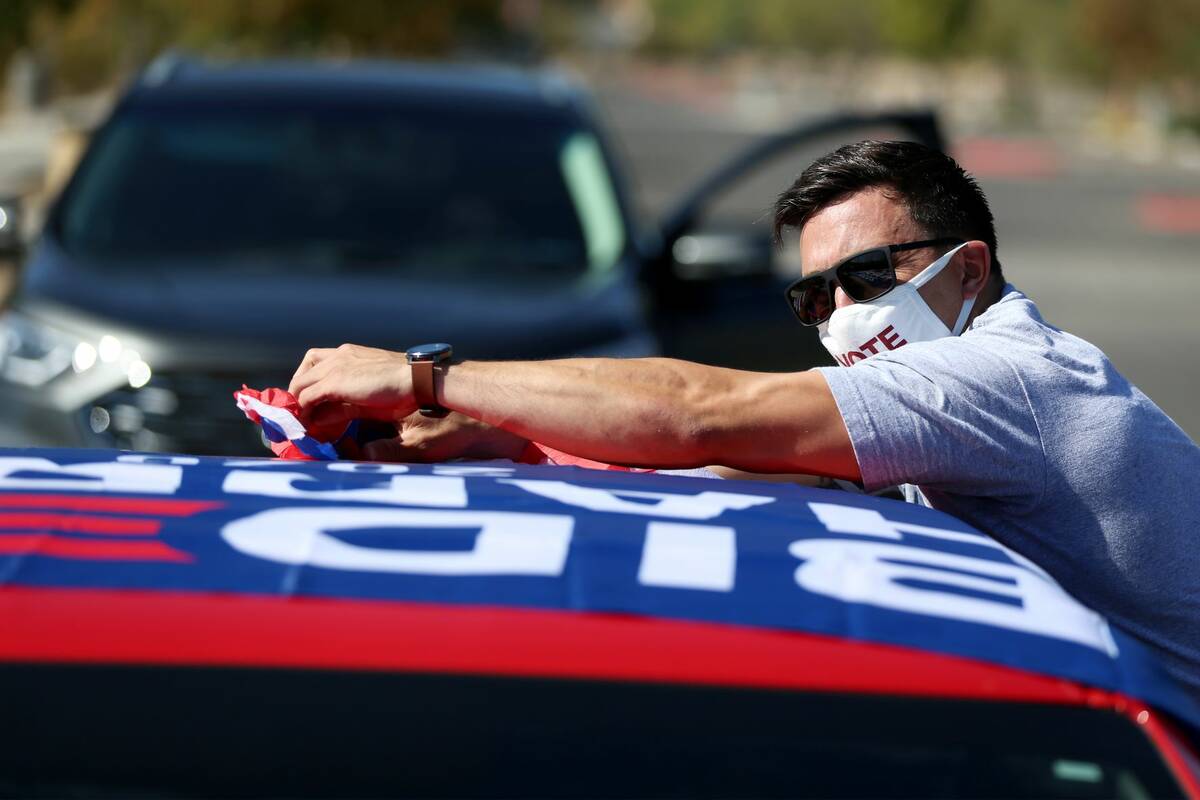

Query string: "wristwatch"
[[406, 343, 453, 418]]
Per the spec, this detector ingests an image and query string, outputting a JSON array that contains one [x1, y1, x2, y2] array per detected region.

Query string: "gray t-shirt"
[[818, 284, 1200, 694]]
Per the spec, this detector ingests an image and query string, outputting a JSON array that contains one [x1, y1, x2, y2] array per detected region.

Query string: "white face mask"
[[819, 242, 972, 367]]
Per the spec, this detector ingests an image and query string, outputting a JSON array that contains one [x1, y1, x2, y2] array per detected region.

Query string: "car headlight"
[[0, 311, 78, 388], [0, 312, 156, 390]]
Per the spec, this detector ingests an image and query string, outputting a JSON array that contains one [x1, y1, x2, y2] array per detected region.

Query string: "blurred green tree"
[[639, 0, 1200, 89], [3, 0, 1199, 104], [7, 0, 510, 93]]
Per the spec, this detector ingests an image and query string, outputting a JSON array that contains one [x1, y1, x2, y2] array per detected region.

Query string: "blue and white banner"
[[0, 447, 1195, 726]]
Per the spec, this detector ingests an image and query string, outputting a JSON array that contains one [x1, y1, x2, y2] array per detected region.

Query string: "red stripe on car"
[[0, 494, 222, 516], [0, 536, 192, 562], [0, 512, 160, 535], [0, 585, 1109, 702]]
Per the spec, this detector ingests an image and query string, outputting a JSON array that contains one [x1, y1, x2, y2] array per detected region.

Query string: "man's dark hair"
[[774, 140, 1002, 282]]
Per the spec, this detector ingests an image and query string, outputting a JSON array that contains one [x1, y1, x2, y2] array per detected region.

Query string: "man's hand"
[[363, 412, 530, 463], [289, 344, 414, 426]]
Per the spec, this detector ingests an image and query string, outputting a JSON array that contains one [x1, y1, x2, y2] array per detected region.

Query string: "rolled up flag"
[[233, 385, 354, 461]]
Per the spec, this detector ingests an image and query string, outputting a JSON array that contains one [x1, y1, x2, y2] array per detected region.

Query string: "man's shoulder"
[[962, 286, 1189, 453], [963, 284, 1100, 372], [969, 283, 1050, 338]]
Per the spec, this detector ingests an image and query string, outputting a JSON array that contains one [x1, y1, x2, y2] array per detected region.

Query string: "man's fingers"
[[289, 348, 336, 395], [291, 358, 335, 404], [295, 381, 332, 415], [363, 436, 423, 463], [303, 348, 336, 369], [306, 401, 356, 428]]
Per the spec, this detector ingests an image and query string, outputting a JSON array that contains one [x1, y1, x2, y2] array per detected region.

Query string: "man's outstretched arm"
[[289, 345, 861, 481]]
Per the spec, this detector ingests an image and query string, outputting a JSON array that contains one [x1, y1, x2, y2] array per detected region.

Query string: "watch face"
[[406, 343, 453, 361]]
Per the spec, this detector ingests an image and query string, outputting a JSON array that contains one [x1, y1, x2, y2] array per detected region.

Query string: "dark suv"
[[0, 57, 942, 455]]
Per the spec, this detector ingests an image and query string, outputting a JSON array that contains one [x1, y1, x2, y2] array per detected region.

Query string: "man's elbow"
[[690, 370, 862, 480]]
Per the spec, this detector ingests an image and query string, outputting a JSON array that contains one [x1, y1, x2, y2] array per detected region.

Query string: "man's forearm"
[[288, 345, 859, 480], [436, 357, 859, 479]]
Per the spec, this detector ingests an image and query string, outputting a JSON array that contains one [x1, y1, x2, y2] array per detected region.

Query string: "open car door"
[[646, 110, 945, 372]]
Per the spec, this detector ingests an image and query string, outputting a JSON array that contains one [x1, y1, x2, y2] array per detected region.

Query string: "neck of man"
[[964, 276, 1006, 330]]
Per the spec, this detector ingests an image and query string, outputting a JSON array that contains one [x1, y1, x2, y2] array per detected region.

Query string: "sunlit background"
[[0, 0, 1197, 454]]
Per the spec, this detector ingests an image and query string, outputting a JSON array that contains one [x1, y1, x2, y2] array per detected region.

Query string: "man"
[[289, 140, 1200, 693]]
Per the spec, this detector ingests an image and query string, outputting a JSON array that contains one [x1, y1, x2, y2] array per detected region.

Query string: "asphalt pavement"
[[586, 69, 1200, 440]]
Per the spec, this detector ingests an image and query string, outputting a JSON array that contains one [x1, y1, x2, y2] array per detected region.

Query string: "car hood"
[[20, 242, 651, 359]]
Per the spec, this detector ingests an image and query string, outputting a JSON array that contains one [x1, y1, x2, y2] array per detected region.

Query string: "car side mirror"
[[669, 230, 775, 281]]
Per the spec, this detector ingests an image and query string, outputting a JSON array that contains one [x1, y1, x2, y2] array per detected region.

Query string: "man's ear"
[[960, 240, 991, 298]]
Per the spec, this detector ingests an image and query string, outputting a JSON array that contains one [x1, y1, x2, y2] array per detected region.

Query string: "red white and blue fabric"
[[518, 441, 653, 471], [0, 447, 1197, 734], [234, 386, 354, 461]]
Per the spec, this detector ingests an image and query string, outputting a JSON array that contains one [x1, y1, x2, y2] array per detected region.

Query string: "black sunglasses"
[[783, 237, 964, 326]]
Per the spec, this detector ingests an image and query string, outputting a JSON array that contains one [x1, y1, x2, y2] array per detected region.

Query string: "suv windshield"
[[5, 665, 1190, 799], [54, 99, 626, 281]]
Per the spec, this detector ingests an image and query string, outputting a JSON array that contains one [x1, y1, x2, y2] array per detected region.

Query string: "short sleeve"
[[816, 337, 1047, 499]]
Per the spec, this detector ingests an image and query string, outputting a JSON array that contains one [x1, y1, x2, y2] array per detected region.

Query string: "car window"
[[4, 664, 1186, 799], [54, 100, 627, 282]]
